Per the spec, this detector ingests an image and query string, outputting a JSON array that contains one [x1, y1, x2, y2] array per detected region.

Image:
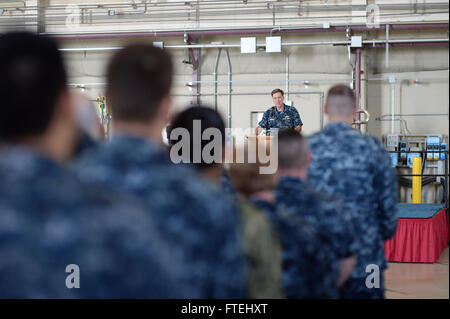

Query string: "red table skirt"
[[384, 208, 449, 263]]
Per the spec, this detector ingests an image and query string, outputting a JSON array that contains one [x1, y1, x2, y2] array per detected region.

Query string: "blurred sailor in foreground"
[[0, 32, 183, 298], [74, 45, 246, 298]]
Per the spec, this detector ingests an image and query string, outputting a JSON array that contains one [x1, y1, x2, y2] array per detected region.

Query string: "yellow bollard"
[[412, 157, 422, 204]]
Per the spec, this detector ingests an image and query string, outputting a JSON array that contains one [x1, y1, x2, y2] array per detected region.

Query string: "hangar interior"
[[0, 0, 448, 299]]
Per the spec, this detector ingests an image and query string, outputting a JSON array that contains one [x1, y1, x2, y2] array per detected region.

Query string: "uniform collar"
[[322, 122, 355, 135], [279, 175, 306, 189], [273, 104, 288, 113], [110, 135, 170, 164], [249, 197, 276, 214], [0, 145, 64, 179], [278, 175, 320, 199]]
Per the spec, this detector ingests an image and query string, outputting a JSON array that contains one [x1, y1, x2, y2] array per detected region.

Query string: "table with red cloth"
[[384, 204, 449, 263]]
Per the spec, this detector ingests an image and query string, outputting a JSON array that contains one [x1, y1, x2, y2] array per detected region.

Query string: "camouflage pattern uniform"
[[0, 146, 187, 298], [308, 122, 398, 299], [250, 199, 340, 299], [219, 169, 281, 297], [220, 167, 239, 200], [73, 135, 246, 298], [235, 200, 283, 299], [276, 176, 359, 259], [258, 104, 303, 136]]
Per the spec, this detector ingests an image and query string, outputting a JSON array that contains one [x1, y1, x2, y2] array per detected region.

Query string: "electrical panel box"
[[426, 136, 441, 161], [399, 141, 409, 159], [384, 134, 448, 206], [426, 145, 433, 161], [350, 36, 363, 48], [384, 134, 447, 168], [407, 153, 421, 168], [390, 153, 398, 167], [426, 137, 440, 144], [433, 144, 440, 161], [386, 134, 399, 148], [440, 143, 447, 161], [241, 37, 256, 54], [265, 36, 281, 53]]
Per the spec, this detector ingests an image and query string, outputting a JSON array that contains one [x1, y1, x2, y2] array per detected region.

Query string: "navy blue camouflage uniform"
[[307, 122, 398, 299], [276, 176, 359, 259], [73, 135, 246, 298], [250, 199, 340, 298], [220, 167, 239, 200], [258, 104, 303, 135], [0, 147, 185, 298]]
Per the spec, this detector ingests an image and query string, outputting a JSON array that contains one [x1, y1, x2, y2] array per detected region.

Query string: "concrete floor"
[[385, 247, 449, 299]]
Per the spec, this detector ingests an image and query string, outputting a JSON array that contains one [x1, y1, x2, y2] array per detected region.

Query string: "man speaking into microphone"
[[255, 89, 303, 136]]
